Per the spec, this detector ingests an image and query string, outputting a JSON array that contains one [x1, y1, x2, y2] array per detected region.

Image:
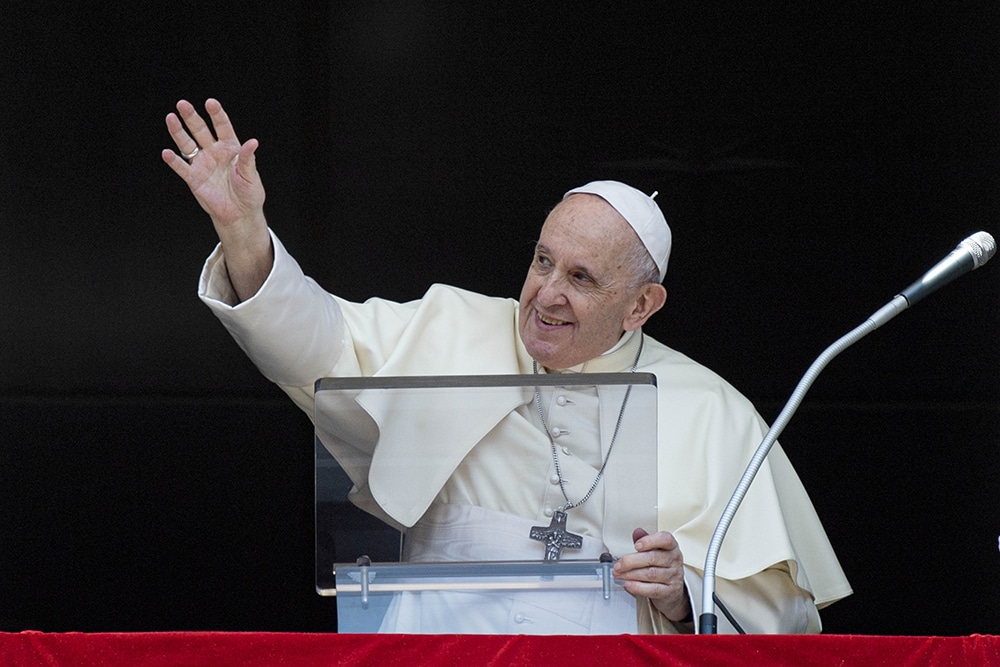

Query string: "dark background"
[[2, 1, 998, 635]]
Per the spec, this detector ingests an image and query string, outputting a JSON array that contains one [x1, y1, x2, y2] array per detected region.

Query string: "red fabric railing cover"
[[2, 632, 998, 666]]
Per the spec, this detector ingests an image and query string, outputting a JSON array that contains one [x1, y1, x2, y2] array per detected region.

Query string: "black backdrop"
[[2, 1, 998, 635]]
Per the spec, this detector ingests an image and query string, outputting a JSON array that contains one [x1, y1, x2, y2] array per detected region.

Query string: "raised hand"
[[162, 99, 272, 302], [162, 99, 265, 228]]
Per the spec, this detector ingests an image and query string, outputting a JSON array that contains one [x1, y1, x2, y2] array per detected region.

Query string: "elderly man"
[[163, 99, 851, 634]]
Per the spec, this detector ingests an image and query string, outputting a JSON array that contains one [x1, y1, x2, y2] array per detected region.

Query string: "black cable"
[[713, 592, 746, 634]]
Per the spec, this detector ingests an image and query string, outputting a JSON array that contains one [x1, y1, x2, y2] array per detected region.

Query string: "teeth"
[[539, 314, 566, 326]]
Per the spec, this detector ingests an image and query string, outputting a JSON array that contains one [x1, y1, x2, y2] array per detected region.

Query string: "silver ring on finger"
[[181, 146, 200, 161]]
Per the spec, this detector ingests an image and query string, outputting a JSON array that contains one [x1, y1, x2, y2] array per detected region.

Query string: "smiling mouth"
[[537, 312, 570, 326]]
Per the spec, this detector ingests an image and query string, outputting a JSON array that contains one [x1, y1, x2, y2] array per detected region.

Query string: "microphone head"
[[960, 231, 997, 269]]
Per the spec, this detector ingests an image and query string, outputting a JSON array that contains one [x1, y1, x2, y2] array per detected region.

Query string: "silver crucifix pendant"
[[529, 510, 584, 561]]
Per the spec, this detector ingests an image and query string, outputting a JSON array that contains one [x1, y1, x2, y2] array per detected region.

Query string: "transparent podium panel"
[[314, 373, 658, 634], [334, 558, 638, 634]]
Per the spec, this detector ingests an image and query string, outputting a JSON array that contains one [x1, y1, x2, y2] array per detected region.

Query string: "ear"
[[623, 283, 667, 331]]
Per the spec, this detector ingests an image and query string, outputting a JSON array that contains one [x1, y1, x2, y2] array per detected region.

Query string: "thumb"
[[235, 138, 260, 179], [632, 527, 650, 544]]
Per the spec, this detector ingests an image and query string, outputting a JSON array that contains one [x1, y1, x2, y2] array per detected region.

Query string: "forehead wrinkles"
[[539, 197, 637, 284]]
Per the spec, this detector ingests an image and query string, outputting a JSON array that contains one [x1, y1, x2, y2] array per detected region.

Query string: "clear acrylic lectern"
[[314, 373, 658, 634]]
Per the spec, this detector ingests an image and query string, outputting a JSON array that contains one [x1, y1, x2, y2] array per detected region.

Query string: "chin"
[[532, 348, 579, 371], [524, 341, 560, 368]]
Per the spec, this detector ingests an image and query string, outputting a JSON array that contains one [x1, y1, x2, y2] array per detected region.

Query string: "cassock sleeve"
[[198, 229, 347, 389], [638, 562, 820, 634]]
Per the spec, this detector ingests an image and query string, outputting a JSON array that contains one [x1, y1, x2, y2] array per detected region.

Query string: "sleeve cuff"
[[198, 228, 281, 309]]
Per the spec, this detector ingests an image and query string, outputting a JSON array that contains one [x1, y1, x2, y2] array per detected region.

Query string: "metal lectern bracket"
[[353, 556, 373, 608], [599, 552, 614, 600]]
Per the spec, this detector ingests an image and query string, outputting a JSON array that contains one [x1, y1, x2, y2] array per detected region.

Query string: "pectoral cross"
[[529, 510, 583, 561]]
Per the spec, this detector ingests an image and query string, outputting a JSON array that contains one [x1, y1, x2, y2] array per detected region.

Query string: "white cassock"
[[200, 230, 853, 634]]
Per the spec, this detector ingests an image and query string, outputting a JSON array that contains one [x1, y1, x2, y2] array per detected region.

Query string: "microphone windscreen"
[[962, 231, 996, 269]]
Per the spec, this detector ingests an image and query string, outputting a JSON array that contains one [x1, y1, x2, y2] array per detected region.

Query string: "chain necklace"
[[528, 335, 644, 561]]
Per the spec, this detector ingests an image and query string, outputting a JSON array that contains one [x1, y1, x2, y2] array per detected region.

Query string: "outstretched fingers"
[[160, 147, 190, 180], [205, 98, 239, 143], [163, 99, 247, 167], [163, 110, 197, 173], [174, 99, 217, 150]]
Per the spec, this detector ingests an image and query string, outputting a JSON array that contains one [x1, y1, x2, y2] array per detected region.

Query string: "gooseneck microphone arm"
[[698, 232, 996, 635], [698, 299, 897, 635]]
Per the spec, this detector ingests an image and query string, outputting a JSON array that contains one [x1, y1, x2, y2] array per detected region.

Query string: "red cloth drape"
[[2, 632, 998, 666]]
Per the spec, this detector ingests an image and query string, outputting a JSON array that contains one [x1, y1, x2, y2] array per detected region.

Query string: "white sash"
[[377, 504, 639, 634]]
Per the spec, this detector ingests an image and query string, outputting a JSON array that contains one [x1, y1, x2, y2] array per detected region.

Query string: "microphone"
[[699, 231, 996, 635], [899, 232, 996, 306]]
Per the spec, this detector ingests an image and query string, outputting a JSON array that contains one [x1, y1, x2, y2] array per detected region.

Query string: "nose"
[[536, 272, 569, 308]]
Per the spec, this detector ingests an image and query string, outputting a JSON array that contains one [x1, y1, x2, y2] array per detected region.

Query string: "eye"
[[571, 271, 592, 284]]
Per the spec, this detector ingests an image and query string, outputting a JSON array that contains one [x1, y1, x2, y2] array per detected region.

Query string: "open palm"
[[162, 99, 265, 230]]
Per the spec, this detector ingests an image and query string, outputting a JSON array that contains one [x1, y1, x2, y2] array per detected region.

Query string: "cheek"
[[578, 299, 623, 337], [517, 282, 534, 327], [518, 275, 539, 307]]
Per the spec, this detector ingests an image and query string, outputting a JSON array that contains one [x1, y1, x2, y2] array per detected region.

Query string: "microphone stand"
[[698, 295, 909, 634], [699, 231, 994, 633]]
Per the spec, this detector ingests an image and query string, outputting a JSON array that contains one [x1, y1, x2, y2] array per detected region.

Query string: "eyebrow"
[[534, 243, 605, 285]]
